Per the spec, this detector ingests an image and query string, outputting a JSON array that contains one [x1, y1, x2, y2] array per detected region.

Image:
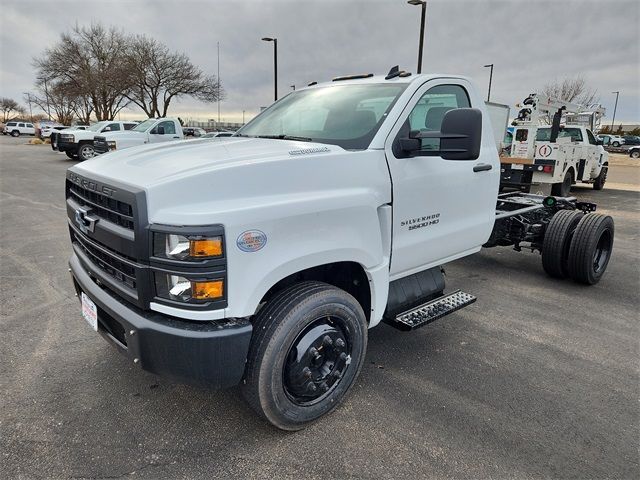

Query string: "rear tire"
[[612, 141, 620, 147], [541, 210, 584, 278], [241, 281, 367, 431], [630, 150, 640, 159], [593, 166, 607, 190], [567, 213, 614, 285], [551, 170, 572, 197]]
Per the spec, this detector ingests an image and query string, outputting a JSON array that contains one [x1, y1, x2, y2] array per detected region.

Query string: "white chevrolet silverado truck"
[[93, 117, 183, 155], [66, 69, 614, 430], [56, 121, 138, 160]]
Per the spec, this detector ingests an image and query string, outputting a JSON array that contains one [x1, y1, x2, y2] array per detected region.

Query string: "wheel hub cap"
[[284, 318, 351, 405]]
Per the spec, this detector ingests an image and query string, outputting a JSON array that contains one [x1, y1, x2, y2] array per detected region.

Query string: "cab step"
[[390, 290, 476, 331]]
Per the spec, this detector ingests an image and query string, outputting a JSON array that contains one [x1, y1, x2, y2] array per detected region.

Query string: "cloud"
[[1, 0, 638, 123]]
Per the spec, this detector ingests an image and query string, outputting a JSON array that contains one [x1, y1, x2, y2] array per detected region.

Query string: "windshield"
[[86, 121, 108, 132], [237, 84, 407, 150], [132, 119, 157, 132]]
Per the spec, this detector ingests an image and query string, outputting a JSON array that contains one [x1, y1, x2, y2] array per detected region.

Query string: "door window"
[[406, 84, 471, 152], [26, 123, 33, 128], [155, 121, 176, 135], [586, 130, 597, 145], [123, 123, 136, 130], [18, 123, 25, 127], [106, 123, 121, 131]]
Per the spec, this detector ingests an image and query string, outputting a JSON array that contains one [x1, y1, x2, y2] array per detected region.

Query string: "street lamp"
[[262, 37, 278, 101], [407, 0, 427, 74], [484, 64, 494, 102], [610, 91, 620, 133]]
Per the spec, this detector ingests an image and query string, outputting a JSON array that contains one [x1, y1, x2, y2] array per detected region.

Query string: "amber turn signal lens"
[[191, 280, 224, 300], [189, 237, 223, 257]]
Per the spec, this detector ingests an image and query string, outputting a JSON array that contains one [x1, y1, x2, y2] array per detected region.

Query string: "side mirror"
[[156, 126, 165, 135], [596, 139, 604, 146], [398, 108, 482, 159]]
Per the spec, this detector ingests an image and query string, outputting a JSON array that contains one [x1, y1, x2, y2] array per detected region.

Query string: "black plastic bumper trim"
[[69, 253, 252, 388]]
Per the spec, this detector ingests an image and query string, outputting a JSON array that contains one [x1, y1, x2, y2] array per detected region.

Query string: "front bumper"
[[57, 140, 78, 153], [69, 253, 252, 388]]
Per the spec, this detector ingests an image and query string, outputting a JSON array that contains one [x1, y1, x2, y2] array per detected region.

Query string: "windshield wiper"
[[254, 134, 313, 142]]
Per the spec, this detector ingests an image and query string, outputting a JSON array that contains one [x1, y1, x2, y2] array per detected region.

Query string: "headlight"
[[61, 134, 75, 142], [107, 141, 117, 150], [155, 274, 224, 303], [153, 233, 223, 261]]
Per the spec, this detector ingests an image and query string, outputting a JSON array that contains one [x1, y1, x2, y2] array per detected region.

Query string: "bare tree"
[[1, 98, 25, 122], [34, 23, 131, 121], [124, 35, 224, 118], [541, 77, 599, 108], [28, 81, 76, 125]]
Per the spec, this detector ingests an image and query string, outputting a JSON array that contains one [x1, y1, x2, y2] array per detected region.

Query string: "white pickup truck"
[[66, 70, 614, 430], [93, 117, 183, 155], [56, 121, 138, 160]]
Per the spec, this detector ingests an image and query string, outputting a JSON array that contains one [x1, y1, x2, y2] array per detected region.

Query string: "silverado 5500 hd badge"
[[401, 213, 440, 231]]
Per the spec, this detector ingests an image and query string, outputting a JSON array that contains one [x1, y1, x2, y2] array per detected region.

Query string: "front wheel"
[[612, 141, 620, 147], [551, 170, 572, 197], [78, 144, 96, 161], [11, 130, 20, 137], [593, 167, 607, 190], [630, 150, 640, 159], [242, 281, 368, 430], [65, 151, 77, 159]]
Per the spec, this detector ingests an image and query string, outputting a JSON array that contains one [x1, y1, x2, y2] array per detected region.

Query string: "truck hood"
[[73, 138, 343, 189], [97, 131, 147, 141], [70, 138, 365, 226]]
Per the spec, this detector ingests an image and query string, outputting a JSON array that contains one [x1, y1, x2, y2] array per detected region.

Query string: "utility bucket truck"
[[500, 94, 608, 196], [66, 68, 614, 430]]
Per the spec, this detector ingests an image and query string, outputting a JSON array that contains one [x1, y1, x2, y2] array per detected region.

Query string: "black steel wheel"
[[551, 170, 573, 197], [242, 281, 367, 430], [567, 213, 614, 285], [541, 210, 584, 279], [593, 166, 607, 190]]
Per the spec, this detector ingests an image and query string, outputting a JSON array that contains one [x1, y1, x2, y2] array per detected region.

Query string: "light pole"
[[262, 37, 278, 101], [484, 64, 494, 102], [217, 42, 221, 123], [290, 84, 295, 91], [242, 110, 245, 125], [610, 91, 620, 133], [407, 0, 426, 74]]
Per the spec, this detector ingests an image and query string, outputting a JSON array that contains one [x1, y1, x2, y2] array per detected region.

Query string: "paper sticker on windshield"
[[237, 230, 267, 252]]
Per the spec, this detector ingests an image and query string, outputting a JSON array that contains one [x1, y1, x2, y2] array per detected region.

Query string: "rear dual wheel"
[[542, 212, 614, 285], [567, 213, 614, 285], [242, 281, 367, 431]]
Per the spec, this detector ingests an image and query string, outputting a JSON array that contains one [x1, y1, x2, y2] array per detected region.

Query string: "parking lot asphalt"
[[1, 135, 638, 479]]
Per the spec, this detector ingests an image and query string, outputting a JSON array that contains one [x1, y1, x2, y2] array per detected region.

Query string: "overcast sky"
[[1, 0, 638, 124]]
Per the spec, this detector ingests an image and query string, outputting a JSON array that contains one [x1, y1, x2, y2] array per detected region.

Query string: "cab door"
[[150, 121, 181, 143], [384, 80, 499, 278]]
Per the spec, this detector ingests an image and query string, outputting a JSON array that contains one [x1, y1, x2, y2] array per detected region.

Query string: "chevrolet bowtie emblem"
[[75, 206, 99, 234]]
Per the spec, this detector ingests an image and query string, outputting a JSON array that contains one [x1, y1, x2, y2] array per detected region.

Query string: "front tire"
[[542, 210, 584, 278], [567, 214, 614, 285], [65, 151, 77, 159], [242, 281, 368, 431], [630, 150, 640, 159], [78, 143, 95, 161], [11, 130, 20, 137], [612, 141, 620, 147], [551, 170, 572, 197], [593, 166, 607, 190]]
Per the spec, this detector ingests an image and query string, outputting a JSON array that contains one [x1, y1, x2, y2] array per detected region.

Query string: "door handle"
[[173, 136, 180, 139], [473, 163, 493, 172]]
